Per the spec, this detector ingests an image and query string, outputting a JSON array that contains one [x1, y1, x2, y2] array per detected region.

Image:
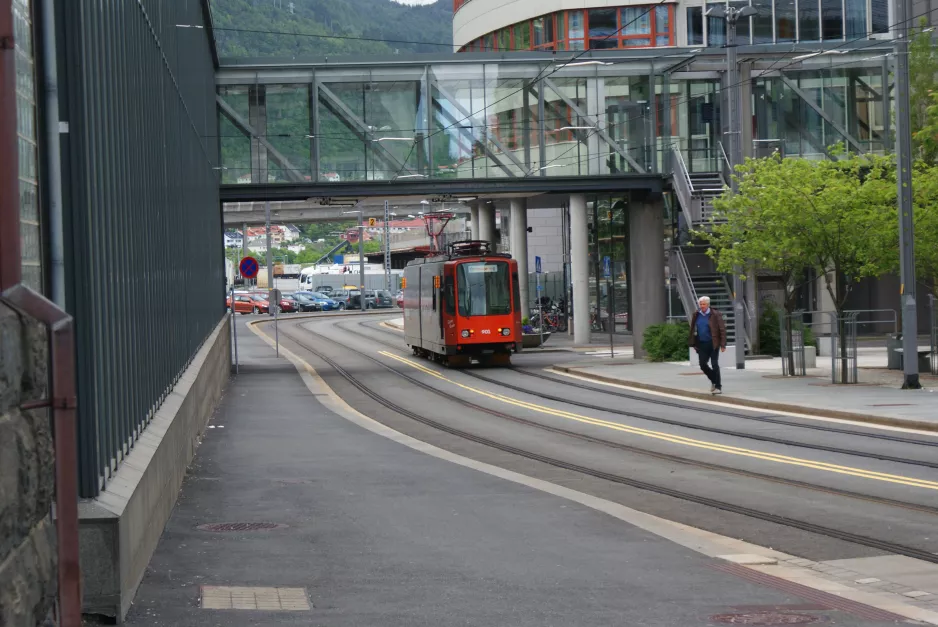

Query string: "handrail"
[[670, 150, 700, 226], [670, 247, 698, 321], [717, 140, 732, 187]]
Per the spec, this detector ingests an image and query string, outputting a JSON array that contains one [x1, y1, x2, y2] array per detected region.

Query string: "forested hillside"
[[210, 0, 454, 58]]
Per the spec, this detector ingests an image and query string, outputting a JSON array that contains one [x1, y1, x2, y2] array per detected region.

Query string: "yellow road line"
[[379, 351, 938, 491]]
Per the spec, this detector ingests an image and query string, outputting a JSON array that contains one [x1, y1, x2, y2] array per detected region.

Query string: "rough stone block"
[[0, 517, 57, 626]]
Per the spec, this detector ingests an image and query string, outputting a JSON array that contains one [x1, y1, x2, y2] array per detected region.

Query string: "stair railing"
[[722, 274, 752, 351], [671, 150, 702, 226], [717, 140, 732, 188], [670, 247, 699, 322]]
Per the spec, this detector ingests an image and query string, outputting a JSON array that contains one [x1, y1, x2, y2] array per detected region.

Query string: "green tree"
[[910, 20, 938, 164], [703, 151, 896, 377]]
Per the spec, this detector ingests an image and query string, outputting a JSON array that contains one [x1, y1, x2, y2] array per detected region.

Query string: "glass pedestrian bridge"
[[216, 44, 894, 199]]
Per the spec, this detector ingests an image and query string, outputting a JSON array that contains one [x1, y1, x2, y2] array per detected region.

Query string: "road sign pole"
[[359, 212, 366, 311], [275, 298, 279, 357], [895, 0, 921, 389], [608, 278, 614, 359], [230, 287, 238, 374], [384, 200, 391, 291], [265, 200, 272, 298], [537, 272, 543, 349]]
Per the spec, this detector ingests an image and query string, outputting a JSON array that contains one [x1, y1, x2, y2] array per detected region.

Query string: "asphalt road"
[[279, 314, 938, 564]]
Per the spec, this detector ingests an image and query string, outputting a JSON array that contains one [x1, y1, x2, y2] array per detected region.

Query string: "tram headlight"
[[461, 330, 470, 338], [501, 328, 511, 336]]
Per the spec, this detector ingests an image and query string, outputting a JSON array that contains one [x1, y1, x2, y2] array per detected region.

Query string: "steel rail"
[[265, 318, 938, 564]]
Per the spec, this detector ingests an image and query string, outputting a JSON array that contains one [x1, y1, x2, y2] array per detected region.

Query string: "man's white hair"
[[698, 296, 711, 305]]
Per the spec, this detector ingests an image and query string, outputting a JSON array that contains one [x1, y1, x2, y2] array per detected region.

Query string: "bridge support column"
[[470, 203, 479, 239], [509, 198, 529, 318], [570, 193, 590, 345], [478, 202, 497, 251], [629, 191, 666, 360]]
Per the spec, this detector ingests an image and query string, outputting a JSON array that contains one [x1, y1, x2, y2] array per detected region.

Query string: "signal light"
[[461, 330, 470, 338], [401, 278, 407, 288]]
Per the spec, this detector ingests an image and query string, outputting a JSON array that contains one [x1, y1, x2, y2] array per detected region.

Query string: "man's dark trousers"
[[697, 340, 721, 389]]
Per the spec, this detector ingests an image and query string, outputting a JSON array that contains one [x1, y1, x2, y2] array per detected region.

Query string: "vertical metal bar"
[[359, 212, 365, 309], [423, 65, 433, 175], [881, 55, 891, 151], [726, 10, 747, 370], [384, 200, 391, 291], [894, 0, 920, 389], [309, 78, 318, 182], [648, 66, 658, 173], [265, 199, 272, 292], [522, 83, 532, 169], [537, 79, 547, 174]]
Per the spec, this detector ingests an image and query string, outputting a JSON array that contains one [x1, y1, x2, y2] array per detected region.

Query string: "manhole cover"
[[710, 613, 823, 625], [196, 522, 287, 532]]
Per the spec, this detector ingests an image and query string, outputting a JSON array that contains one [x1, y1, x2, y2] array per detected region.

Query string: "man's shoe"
[[710, 384, 716, 393], [713, 387, 723, 395]]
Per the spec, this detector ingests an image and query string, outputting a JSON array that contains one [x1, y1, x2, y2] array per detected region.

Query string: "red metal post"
[[0, 0, 22, 290]]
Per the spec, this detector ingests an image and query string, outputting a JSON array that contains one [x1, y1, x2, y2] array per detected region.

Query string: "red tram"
[[403, 241, 522, 367]]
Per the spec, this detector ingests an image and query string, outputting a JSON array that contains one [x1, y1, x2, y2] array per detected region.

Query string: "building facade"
[[454, 0, 894, 53]]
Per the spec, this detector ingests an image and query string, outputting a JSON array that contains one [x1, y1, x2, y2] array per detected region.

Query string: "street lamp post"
[[894, 0, 921, 389], [344, 209, 366, 311], [707, 2, 756, 370]]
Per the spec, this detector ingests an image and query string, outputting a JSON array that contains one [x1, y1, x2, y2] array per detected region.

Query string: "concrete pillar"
[[509, 198, 529, 317], [470, 203, 480, 240], [570, 193, 590, 344], [478, 202, 497, 250], [629, 191, 666, 360]]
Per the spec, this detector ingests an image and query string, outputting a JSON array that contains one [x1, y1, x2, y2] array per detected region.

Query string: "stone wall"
[[0, 303, 57, 625]]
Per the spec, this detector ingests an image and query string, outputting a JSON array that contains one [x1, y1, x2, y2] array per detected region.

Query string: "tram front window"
[[457, 262, 511, 317]]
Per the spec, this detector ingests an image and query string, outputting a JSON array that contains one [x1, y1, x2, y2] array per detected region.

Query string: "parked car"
[[291, 293, 321, 312], [327, 289, 354, 310], [348, 290, 378, 310], [227, 292, 256, 314], [296, 291, 341, 312], [395, 290, 403, 308], [247, 293, 270, 314], [374, 290, 394, 308], [277, 294, 296, 313]]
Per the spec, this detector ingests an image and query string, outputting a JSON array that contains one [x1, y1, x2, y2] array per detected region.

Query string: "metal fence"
[[779, 312, 807, 377], [56, 0, 224, 497], [930, 295, 937, 376], [833, 314, 860, 384]]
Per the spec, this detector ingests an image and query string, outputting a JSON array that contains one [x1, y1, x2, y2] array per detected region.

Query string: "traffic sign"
[[535, 255, 542, 274], [239, 256, 259, 279], [368, 217, 377, 227], [602, 256, 611, 279]]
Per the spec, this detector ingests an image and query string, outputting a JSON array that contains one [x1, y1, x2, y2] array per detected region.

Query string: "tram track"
[[265, 317, 938, 565], [345, 319, 938, 469]]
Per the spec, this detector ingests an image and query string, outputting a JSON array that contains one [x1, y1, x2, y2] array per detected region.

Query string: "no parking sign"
[[239, 256, 259, 279]]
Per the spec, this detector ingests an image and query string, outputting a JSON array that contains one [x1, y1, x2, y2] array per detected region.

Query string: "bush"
[[642, 322, 689, 362], [522, 316, 529, 326], [759, 302, 815, 356]]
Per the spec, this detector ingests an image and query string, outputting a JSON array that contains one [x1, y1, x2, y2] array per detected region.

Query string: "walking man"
[[688, 296, 727, 394]]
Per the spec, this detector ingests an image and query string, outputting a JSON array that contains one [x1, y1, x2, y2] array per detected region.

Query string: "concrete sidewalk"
[[553, 359, 938, 432]]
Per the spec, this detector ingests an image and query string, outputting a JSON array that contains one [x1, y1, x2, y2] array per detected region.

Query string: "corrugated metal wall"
[[55, 0, 223, 497]]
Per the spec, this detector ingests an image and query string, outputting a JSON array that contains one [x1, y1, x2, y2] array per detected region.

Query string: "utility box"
[[886, 334, 902, 370]]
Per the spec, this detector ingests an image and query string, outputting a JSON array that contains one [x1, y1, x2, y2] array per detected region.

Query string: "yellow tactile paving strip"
[[200, 586, 311, 610]]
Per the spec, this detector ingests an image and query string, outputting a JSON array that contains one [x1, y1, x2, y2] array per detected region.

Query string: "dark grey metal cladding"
[[54, 0, 222, 497]]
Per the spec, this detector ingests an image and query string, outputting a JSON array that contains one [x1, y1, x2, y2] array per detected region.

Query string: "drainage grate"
[[710, 613, 823, 625], [197, 522, 287, 532]]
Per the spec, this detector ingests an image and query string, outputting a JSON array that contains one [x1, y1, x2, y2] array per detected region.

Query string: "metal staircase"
[[670, 150, 727, 228], [688, 273, 738, 346]]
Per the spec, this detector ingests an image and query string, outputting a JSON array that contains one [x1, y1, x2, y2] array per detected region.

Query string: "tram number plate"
[[480, 329, 491, 335]]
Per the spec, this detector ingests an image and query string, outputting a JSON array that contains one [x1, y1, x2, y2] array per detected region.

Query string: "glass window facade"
[[13, 0, 41, 291], [460, 4, 675, 52], [686, 6, 704, 44]]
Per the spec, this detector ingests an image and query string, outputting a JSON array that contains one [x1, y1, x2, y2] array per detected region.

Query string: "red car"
[[396, 290, 404, 308], [245, 293, 270, 314], [227, 292, 265, 314]]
